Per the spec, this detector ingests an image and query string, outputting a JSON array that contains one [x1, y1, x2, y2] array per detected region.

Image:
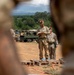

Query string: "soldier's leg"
[[50, 47, 53, 59], [44, 46, 48, 60], [52, 48, 56, 60], [39, 40, 43, 60], [43, 41, 48, 60], [48, 46, 52, 59]]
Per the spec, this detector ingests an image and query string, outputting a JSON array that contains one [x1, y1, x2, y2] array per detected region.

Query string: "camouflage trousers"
[[48, 43, 56, 59], [38, 39, 48, 60]]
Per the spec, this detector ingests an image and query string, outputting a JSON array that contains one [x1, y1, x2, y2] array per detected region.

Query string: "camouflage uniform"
[[47, 32, 58, 59], [10, 29, 15, 38], [20, 31, 24, 42], [37, 26, 49, 60]]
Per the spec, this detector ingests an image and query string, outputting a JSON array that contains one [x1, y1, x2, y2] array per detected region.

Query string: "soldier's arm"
[[54, 34, 58, 45], [0, 29, 28, 75], [37, 32, 42, 35], [44, 27, 50, 35], [37, 29, 42, 35], [0, 0, 31, 75]]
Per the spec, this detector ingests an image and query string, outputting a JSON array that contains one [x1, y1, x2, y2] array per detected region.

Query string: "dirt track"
[[15, 42, 62, 75], [16, 42, 62, 61]]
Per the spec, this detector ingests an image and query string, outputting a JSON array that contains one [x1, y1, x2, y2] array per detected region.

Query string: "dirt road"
[[16, 42, 62, 61], [15, 42, 62, 75]]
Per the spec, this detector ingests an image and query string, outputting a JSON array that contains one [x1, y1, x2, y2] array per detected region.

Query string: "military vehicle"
[[23, 30, 38, 42], [14, 29, 38, 42]]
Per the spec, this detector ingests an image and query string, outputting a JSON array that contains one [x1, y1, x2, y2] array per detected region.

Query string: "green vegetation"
[[13, 11, 51, 30]]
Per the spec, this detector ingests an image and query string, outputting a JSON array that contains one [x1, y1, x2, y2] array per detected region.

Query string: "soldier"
[[10, 28, 15, 39], [20, 31, 24, 42], [50, 0, 74, 75], [0, 0, 30, 75], [37, 20, 49, 61], [47, 27, 58, 60]]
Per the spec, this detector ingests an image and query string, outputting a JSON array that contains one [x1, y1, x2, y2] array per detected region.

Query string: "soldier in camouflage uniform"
[[0, 0, 30, 75], [10, 28, 15, 39], [20, 31, 24, 42], [37, 20, 49, 61], [47, 27, 58, 60]]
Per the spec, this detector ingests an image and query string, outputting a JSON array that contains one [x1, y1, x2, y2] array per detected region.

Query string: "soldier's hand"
[[37, 32, 45, 36], [37, 32, 42, 35]]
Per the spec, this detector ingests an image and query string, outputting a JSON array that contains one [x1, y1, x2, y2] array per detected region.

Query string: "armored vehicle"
[[16, 29, 38, 42], [24, 30, 38, 42]]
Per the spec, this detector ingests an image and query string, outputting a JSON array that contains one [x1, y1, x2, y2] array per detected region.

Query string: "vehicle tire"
[[27, 39, 32, 42]]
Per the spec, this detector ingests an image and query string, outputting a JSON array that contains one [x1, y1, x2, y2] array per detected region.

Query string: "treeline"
[[13, 11, 51, 30]]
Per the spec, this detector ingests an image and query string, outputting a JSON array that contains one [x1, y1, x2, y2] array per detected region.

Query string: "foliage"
[[13, 11, 51, 30]]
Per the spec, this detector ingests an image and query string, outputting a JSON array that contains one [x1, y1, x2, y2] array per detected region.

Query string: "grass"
[[43, 64, 62, 75], [44, 69, 61, 75]]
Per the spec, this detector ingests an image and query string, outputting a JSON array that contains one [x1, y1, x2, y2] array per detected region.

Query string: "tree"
[[13, 11, 51, 30]]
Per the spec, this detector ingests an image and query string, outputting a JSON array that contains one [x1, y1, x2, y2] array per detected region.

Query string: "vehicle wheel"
[[27, 39, 32, 42]]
